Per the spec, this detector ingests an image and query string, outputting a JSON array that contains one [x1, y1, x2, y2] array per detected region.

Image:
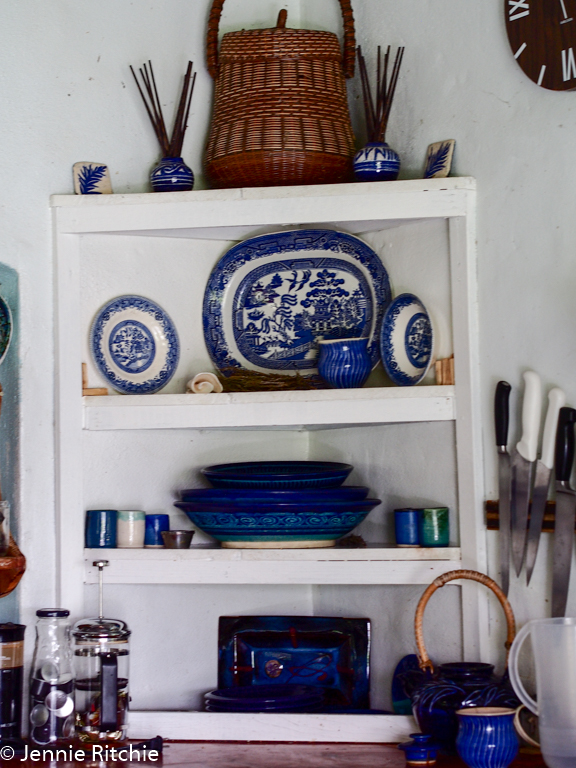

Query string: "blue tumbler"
[[145, 514, 170, 547], [394, 508, 420, 547], [85, 509, 117, 548]]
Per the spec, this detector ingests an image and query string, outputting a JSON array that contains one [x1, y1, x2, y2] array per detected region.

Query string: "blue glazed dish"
[[380, 293, 434, 386], [201, 461, 353, 489], [456, 707, 519, 768], [202, 229, 391, 377], [179, 486, 370, 503], [218, 616, 370, 709], [174, 498, 380, 546]]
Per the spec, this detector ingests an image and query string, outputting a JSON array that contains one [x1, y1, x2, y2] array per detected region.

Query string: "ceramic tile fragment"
[[424, 140, 455, 179], [73, 161, 113, 194]]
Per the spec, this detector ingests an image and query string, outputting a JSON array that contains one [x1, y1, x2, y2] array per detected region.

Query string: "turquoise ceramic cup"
[[418, 507, 449, 547]]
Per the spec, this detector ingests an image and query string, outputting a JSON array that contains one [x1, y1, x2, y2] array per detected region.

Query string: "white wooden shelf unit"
[[52, 177, 484, 742]]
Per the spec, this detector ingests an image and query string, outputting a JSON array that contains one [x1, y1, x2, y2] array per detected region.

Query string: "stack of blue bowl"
[[204, 684, 325, 713], [174, 460, 381, 548]]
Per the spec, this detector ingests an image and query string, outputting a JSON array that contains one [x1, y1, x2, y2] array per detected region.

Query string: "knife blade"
[[511, 371, 542, 576], [495, 380, 512, 596], [525, 387, 566, 585], [552, 406, 576, 617]]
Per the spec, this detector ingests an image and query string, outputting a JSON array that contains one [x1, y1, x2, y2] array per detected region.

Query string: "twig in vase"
[[130, 61, 196, 159], [357, 45, 404, 144]]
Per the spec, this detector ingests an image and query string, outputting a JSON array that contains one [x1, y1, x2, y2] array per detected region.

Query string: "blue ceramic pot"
[[353, 141, 400, 181], [150, 156, 194, 192], [398, 733, 439, 766], [456, 707, 519, 768], [318, 337, 372, 389], [409, 663, 519, 753]]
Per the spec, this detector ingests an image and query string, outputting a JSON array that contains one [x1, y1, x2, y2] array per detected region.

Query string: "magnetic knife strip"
[[486, 499, 570, 531]]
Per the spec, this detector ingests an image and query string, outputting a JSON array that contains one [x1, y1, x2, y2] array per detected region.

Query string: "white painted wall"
[[0, 0, 573, 711]]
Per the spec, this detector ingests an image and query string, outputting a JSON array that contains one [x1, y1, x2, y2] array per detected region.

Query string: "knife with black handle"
[[495, 381, 512, 596], [552, 406, 576, 617]]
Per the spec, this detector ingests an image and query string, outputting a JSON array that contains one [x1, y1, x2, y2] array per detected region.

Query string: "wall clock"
[[505, 0, 576, 90]]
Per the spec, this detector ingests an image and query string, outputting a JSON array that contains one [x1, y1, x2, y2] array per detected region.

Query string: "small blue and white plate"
[[380, 293, 433, 386], [0, 297, 12, 366], [90, 295, 179, 394]]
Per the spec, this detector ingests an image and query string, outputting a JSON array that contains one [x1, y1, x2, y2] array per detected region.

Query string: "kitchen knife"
[[525, 387, 566, 585], [511, 371, 542, 576], [552, 406, 576, 618], [495, 380, 512, 596]]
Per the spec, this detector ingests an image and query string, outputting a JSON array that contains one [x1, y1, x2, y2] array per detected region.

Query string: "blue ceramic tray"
[[179, 487, 370, 503], [201, 461, 353, 489], [218, 616, 370, 709], [202, 229, 391, 376], [174, 499, 379, 546]]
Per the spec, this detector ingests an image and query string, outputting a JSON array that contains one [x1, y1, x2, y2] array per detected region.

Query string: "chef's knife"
[[511, 371, 542, 576], [525, 387, 566, 585], [495, 380, 512, 596], [552, 406, 576, 618]]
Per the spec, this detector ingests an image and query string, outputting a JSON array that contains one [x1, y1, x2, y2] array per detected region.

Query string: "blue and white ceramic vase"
[[318, 337, 372, 389], [150, 156, 194, 192], [456, 707, 519, 768], [353, 141, 400, 181]]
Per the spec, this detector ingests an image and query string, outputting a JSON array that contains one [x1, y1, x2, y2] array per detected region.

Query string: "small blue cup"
[[86, 509, 117, 548], [145, 514, 170, 547], [394, 508, 420, 547]]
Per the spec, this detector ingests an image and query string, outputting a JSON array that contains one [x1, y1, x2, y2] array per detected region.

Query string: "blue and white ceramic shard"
[[90, 295, 180, 394], [202, 229, 391, 377], [380, 293, 434, 386], [318, 337, 372, 388], [354, 141, 400, 182], [456, 707, 519, 768], [150, 156, 194, 192]]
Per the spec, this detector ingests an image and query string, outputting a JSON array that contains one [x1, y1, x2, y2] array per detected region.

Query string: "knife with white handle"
[[525, 387, 566, 585], [511, 371, 542, 576]]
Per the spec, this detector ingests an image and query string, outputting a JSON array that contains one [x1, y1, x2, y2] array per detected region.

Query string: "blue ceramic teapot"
[[406, 570, 519, 753]]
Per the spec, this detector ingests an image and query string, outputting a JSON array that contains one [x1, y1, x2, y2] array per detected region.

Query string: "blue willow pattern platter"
[[203, 230, 391, 375], [90, 295, 180, 394], [0, 297, 12, 366], [380, 293, 434, 386], [218, 616, 370, 709]]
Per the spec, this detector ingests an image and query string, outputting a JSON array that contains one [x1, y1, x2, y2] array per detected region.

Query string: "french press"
[[72, 561, 130, 743]]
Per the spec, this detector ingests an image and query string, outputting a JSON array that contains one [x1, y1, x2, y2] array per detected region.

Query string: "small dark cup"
[[85, 510, 117, 548], [161, 530, 194, 549]]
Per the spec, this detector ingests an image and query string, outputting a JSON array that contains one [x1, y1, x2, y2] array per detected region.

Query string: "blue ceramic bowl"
[[180, 486, 370, 503], [201, 461, 353, 489], [174, 498, 380, 546]]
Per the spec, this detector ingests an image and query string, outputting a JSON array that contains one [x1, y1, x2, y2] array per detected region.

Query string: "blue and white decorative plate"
[[0, 297, 12, 366], [203, 230, 391, 375], [90, 295, 179, 394], [380, 293, 434, 386]]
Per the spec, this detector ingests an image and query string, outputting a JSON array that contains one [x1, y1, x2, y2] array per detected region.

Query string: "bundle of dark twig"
[[130, 61, 196, 158], [218, 367, 329, 393], [357, 45, 404, 143]]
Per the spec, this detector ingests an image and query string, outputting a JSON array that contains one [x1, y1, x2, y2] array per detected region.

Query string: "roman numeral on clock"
[[562, 47, 576, 79], [509, 0, 530, 21]]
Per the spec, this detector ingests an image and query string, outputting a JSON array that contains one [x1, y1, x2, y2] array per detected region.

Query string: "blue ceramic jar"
[[456, 707, 519, 768], [317, 337, 372, 389], [398, 733, 439, 766], [353, 141, 400, 181], [150, 157, 194, 192]]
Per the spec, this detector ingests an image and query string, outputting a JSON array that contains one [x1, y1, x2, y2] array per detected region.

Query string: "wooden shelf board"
[[83, 386, 456, 431], [84, 546, 462, 585]]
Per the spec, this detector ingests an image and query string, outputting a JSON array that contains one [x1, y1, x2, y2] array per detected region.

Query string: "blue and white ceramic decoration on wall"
[[73, 162, 113, 195], [0, 297, 12, 366], [354, 142, 400, 182], [424, 140, 455, 179], [203, 230, 391, 376], [150, 157, 194, 192], [380, 293, 434, 386], [90, 295, 179, 394]]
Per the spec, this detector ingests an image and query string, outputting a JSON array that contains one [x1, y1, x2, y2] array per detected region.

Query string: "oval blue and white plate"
[[0, 296, 12, 366], [90, 295, 180, 394], [203, 230, 391, 376], [380, 293, 434, 386]]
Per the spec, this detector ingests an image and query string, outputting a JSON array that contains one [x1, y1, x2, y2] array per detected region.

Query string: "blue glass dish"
[[202, 461, 353, 489], [179, 486, 370, 503], [218, 616, 370, 709]]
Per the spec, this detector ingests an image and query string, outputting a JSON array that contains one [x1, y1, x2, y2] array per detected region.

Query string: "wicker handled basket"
[[204, 0, 356, 189], [415, 569, 517, 673]]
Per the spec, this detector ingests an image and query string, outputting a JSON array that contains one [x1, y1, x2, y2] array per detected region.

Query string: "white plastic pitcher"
[[509, 617, 576, 768]]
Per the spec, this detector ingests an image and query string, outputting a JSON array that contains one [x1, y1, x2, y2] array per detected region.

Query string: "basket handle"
[[206, 0, 356, 79], [414, 569, 516, 673]]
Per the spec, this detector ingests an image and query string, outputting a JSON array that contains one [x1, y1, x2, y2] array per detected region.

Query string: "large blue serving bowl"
[[174, 498, 380, 548], [201, 461, 353, 489], [179, 486, 370, 503]]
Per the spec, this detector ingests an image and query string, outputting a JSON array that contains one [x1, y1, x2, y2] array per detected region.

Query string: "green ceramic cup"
[[418, 507, 449, 547]]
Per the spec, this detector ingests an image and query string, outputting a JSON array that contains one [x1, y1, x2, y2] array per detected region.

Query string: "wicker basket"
[[204, 0, 356, 188]]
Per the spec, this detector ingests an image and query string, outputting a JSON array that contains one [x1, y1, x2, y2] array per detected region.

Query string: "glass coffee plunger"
[[73, 560, 131, 743]]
